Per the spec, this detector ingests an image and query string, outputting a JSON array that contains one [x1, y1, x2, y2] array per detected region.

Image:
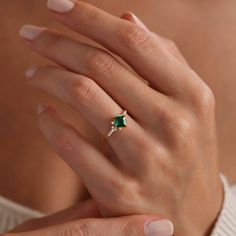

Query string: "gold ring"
[[104, 110, 127, 140]]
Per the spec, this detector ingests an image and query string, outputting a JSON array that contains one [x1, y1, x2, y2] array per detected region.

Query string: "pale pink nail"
[[47, 0, 75, 13], [127, 12, 149, 31], [25, 66, 39, 79], [145, 219, 174, 236], [37, 104, 49, 115], [20, 25, 45, 40]]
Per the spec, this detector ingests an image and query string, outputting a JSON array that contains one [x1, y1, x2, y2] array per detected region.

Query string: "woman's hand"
[[19, 0, 223, 235], [6, 199, 173, 236], [6, 215, 173, 236]]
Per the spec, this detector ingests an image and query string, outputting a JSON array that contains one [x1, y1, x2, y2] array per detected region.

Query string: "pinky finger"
[[37, 104, 123, 208]]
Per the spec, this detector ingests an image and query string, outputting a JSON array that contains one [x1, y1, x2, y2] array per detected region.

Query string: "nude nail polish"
[[20, 25, 45, 40], [47, 0, 75, 13], [144, 219, 174, 236], [25, 66, 39, 79], [37, 104, 49, 115]]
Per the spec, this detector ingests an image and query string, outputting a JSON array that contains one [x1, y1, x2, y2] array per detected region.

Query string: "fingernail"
[[145, 219, 174, 236], [47, 0, 75, 13], [20, 25, 45, 40], [25, 66, 39, 79], [37, 104, 49, 115], [126, 12, 148, 31]]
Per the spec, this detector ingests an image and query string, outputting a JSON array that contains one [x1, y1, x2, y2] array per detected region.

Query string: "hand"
[[7, 199, 173, 236], [19, 0, 223, 235]]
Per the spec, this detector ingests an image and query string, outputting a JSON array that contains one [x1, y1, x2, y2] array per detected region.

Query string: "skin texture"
[[6, 211, 164, 236], [1, 0, 236, 217], [8, 199, 171, 236], [16, 1, 223, 234]]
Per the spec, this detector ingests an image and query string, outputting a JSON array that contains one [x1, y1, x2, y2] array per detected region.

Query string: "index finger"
[[46, 0, 200, 96]]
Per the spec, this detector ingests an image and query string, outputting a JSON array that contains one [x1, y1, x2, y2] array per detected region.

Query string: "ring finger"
[[27, 65, 148, 170]]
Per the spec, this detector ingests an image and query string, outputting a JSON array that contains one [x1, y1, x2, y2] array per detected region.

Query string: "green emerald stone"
[[113, 114, 127, 128]]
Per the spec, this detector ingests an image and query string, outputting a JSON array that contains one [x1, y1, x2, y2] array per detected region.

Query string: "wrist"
[[176, 173, 224, 236]]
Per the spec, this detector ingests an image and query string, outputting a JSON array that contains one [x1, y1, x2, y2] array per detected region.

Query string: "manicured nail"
[[126, 12, 149, 31], [25, 66, 39, 79], [37, 104, 49, 115], [47, 0, 75, 13], [20, 25, 45, 40], [145, 219, 174, 236]]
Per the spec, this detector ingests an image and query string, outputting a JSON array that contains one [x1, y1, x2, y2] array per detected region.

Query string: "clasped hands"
[[7, 0, 223, 235]]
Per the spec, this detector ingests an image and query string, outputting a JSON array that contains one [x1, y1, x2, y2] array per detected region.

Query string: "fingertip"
[[37, 103, 55, 115], [144, 219, 174, 236], [120, 12, 149, 31], [25, 66, 39, 79], [19, 24, 46, 41]]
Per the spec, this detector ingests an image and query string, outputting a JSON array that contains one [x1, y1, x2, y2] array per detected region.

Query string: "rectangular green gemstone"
[[114, 115, 126, 128]]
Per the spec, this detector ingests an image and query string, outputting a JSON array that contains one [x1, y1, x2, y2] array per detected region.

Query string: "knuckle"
[[86, 51, 116, 75], [157, 106, 172, 125], [119, 24, 151, 49], [103, 179, 126, 208], [54, 129, 76, 155], [173, 117, 192, 137], [159, 107, 193, 138], [83, 8, 98, 21], [109, 176, 127, 201], [197, 84, 215, 109], [156, 100, 192, 129], [69, 78, 98, 105], [80, 5, 99, 24], [171, 117, 195, 152], [106, 177, 140, 209], [57, 223, 90, 236]]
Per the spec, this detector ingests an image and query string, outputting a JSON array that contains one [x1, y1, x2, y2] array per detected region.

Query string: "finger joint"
[[54, 128, 77, 155], [68, 78, 99, 106], [119, 25, 151, 50], [86, 50, 116, 76]]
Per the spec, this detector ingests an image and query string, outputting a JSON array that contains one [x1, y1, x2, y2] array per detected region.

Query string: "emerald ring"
[[104, 110, 127, 140]]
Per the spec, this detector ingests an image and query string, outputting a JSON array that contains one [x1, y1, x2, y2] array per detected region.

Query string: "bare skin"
[[1, 0, 236, 214]]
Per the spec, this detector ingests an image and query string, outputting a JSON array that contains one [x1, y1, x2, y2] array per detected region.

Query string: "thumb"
[[8, 215, 174, 236]]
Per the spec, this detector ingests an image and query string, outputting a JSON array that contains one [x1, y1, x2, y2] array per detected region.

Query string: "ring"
[[104, 110, 127, 140]]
